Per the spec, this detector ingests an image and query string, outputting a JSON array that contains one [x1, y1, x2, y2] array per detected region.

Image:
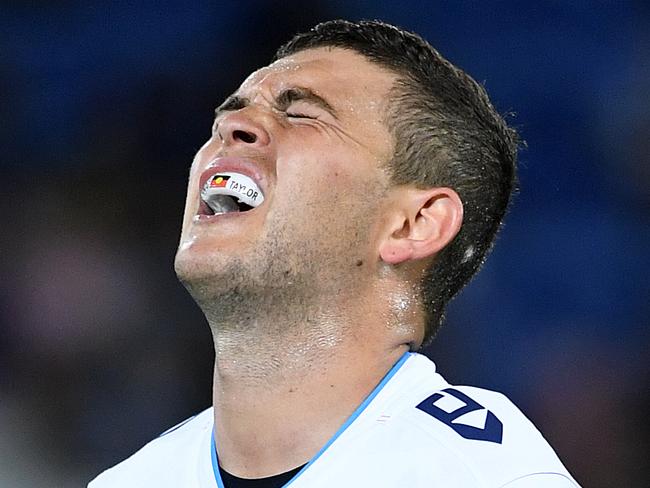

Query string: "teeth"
[[201, 172, 264, 214]]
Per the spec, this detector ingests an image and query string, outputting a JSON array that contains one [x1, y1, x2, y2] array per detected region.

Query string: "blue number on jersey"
[[416, 388, 503, 444]]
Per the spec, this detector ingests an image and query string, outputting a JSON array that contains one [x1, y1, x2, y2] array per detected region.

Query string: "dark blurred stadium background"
[[1, 2, 649, 486]]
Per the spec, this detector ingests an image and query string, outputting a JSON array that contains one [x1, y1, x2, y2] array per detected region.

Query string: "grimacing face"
[[174, 48, 399, 310]]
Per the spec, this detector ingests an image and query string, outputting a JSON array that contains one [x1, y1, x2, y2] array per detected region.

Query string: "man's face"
[[175, 48, 397, 309]]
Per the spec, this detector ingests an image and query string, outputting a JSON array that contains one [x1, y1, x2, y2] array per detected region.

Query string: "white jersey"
[[89, 352, 580, 487]]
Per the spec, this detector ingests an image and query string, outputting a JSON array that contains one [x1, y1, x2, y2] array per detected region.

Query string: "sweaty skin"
[[174, 48, 462, 478]]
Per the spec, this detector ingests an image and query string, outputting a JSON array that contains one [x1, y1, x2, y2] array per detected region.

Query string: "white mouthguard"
[[201, 172, 265, 214]]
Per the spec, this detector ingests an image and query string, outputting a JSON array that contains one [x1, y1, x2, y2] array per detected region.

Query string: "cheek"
[[273, 131, 387, 219], [277, 135, 374, 185], [276, 163, 359, 215]]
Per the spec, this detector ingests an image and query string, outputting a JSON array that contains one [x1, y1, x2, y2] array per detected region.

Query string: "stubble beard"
[[175, 194, 382, 380]]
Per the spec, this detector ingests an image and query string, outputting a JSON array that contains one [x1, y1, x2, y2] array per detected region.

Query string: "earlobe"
[[378, 187, 463, 265], [380, 240, 414, 264]]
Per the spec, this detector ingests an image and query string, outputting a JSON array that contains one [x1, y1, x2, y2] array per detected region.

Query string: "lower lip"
[[193, 212, 244, 223], [193, 205, 262, 222]]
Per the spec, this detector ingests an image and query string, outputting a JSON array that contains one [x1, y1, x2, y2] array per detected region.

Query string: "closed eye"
[[286, 112, 316, 119], [276, 87, 336, 121]]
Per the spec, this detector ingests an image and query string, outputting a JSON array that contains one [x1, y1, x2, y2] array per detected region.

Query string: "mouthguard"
[[201, 172, 265, 214]]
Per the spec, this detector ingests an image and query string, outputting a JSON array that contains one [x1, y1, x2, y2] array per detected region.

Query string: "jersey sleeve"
[[499, 473, 581, 487]]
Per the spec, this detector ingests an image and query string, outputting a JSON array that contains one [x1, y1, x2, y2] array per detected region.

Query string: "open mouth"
[[201, 195, 254, 215], [200, 172, 264, 216]]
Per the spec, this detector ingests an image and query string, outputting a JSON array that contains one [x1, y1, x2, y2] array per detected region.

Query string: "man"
[[90, 20, 580, 487]]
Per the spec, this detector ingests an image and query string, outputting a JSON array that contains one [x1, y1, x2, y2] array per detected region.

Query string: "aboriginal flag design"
[[210, 175, 230, 188]]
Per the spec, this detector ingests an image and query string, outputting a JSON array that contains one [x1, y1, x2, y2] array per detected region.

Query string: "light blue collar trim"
[[211, 351, 412, 487], [210, 433, 225, 488]]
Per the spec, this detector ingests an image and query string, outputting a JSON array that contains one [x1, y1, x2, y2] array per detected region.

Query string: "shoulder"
[[88, 408, 214, 488], [379, 353, 580, 486]]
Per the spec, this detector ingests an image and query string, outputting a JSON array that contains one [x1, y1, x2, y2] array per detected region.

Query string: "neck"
[[209, 304, 410, 478]]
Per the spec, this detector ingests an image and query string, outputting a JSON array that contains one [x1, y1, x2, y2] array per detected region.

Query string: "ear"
[[378, 187, 463, 265]]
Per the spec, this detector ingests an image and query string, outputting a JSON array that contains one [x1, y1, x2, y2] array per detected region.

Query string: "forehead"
[[238, 47, 397, 117]]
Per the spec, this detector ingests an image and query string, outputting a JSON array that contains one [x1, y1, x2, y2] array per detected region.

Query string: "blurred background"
[[1, 1, 649, 486]]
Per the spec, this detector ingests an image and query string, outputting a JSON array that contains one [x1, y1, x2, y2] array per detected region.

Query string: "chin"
[[174, 245, 219, 285], [174, 253, 228, 308], [174, 241, 256, 291], [175, 230, 244, 275]]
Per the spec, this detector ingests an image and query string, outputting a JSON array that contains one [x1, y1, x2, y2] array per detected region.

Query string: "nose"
[[216, 108, 271, 148]]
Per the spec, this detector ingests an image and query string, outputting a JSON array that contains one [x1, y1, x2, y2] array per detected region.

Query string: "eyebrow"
[[214, 87, 337, 119], [214, 95, 248, 117]]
